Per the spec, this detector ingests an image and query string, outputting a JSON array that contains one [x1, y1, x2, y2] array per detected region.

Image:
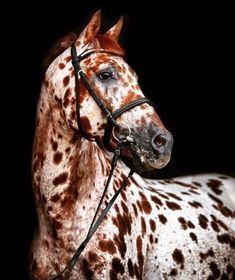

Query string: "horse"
[[30, 10, 235, 280]]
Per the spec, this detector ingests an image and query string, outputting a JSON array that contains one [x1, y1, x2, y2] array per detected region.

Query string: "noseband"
[[50, 44, 155, 280], [71, 42, 154, 150]]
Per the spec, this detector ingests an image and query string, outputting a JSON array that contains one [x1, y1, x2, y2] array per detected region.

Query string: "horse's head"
[[52, 11, 173, 172]]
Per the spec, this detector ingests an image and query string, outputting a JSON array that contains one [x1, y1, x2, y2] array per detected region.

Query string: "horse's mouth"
[[130, 142, 171, 172]]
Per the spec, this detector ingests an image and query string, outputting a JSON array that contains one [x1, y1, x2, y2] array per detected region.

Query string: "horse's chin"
[[130, 143, 171, 173]]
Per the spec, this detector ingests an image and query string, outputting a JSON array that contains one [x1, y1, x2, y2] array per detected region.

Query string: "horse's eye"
[[98, 71, 113, 80]]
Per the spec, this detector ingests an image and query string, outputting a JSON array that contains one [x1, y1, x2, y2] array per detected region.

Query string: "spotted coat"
[[30, 11, 235, 280]]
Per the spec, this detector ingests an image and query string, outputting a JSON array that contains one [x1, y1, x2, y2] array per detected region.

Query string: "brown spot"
[[51, 194, 60, 203], [149, 219, 156, 232], [199, 248, 215, 260], [226, 264, 233, 275], [136, 236, 144, 276], [173, 180, 193, 188], [53, 152, 63, 165], [170, 268, 178, 276], [211, 221, 220, 232], [157, 192, 169, 200], [207, 179, 223, 195], [47, 206, 53, 211], [113, 234, 127, 258], [209, 262, 221, 278], [121, 200, 128, 214], [88, 251, 98, 264], [136, 200, 143, 212], [63, 76, 70, 87], [217, 204, 234, 218], [141, 217, 146, 236], [80, 116, 92, 132], [188, 200, 203, 208], [53, 219, 62, 230], [109, 269, 118, 280], [139, 192, 152, 214], [112, 212, 132, 236], [112, 258, 124, 275], [51, 141, 58, 151], [128, 259, 134, 278], [190, 232, 198, 243], [198, 214, 208, 229], [53, 172, 68, 186], [83, 259, 93, 280], [51, 224, 58, 239], [120, 190, 127, 202], [189, 190, 200, 195], [99, 240, 116, 255], [217, 234, 235, 248], [132, 204, 138, 217], [208, 193, 223, 204], [217, 219, 228, 231], [151, 195, 163, 206], [44, 78, 49, 88], [84, 58, 91, 66], [220, 273, 229, 280], [64, 56, 72, 63], [65, 147, 71, 154], [178, 217, 188, 230], [167, 192, 182, 201], [59, 63, 65, 69], [181, 191, 190, 195], [192, 181, 202, 186], [149, 234, 153, 244], [70, 111, 76, 121], [140, 104, 148, 110], [188, 221, 195, 228], [158, 214, 167, 224], [172, 249, 184, 269], [166, 201, 181, 210], [63, 88, 71, 108]]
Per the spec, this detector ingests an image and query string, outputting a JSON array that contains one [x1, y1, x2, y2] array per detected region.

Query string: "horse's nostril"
[[152, 134, 166, 148]]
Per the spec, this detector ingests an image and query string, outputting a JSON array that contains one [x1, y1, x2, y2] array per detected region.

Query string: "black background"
[[6, 1, 233, 279]]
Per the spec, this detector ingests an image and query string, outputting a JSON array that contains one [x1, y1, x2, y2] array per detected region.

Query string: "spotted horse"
[[30, 11, 235, 280]]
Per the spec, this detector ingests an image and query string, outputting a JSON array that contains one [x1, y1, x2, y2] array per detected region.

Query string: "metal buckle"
[[112, 123, 134, 143]]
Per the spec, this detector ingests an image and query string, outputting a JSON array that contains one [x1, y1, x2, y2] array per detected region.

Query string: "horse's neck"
[[32, 84, 117, 232]]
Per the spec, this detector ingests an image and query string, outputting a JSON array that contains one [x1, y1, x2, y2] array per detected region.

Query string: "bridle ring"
[[112, 123, 132, 142]]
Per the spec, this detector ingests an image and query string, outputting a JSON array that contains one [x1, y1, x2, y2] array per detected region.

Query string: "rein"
[[50, 43, 154, 279], [51, 140, 133, 280]]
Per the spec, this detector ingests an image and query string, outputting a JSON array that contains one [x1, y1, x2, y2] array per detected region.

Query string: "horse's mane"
[[43, 32, 125, 71]]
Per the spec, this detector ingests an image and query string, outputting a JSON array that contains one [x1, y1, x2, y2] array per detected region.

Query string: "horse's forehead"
[[84, 54, 132, 76]]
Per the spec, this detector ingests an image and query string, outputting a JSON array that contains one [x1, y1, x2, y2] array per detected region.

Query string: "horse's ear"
[[104, 16, 124, 42], [76, 10, 101, 45]]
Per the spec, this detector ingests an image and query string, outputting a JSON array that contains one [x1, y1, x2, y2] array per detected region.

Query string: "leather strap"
[[50, 141, 133, 280]]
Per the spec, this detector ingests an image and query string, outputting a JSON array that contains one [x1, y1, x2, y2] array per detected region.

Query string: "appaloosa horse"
[[30, 11, 235, 280]]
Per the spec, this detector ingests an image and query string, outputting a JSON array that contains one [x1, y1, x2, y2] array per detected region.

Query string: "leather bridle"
[[71, 42, 154, 150], [50, 43, 155, 279]]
